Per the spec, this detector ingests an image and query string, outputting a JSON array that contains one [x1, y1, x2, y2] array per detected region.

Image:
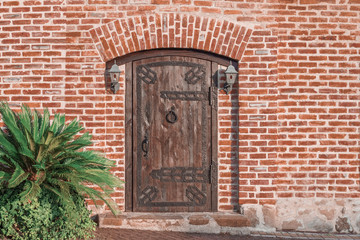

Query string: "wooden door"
[[130, 55, 217, 212]]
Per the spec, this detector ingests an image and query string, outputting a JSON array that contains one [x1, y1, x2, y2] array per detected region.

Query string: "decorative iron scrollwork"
[[186, 186, 207, 206], [165, 107, 177, 124], [139, 185, 207, 207], [137, 65, 157, 84], [139, 186, 158, 205], [160, 91, 207, 101], [137, 61, 205, 85], [150, 167, 208, 183], [185, 66, 206, 85]]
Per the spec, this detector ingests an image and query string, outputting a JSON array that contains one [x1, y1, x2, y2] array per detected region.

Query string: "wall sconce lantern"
[[108, 61, 121, 94], [224, 62, 238, 94]]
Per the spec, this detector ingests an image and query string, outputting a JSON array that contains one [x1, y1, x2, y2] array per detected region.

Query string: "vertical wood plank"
[[211, 61, 219, 212], [132, 60, 140, 212], [125, 62, 133, 212]]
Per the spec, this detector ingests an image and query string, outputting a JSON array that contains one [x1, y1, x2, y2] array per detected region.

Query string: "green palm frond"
[[58, 118, 83, 137], [0, 171, 10, 183], [0, 129, 18, 159], [18, 105, 32, 134], [0, 102, 123, 214], [65, 132, 92, 151], [49, 113, 63, 134], [19, 181, 41, 203], [76, 184, 120, 215], [0, 153, 11, 167], [37, 109, 50, 144], [7, 163, 30, 188], [0, 103, 34, 160], [42, 183, 73, 206]]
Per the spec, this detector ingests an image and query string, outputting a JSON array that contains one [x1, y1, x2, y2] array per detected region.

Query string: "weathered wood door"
[[126, 53, 219, 212]]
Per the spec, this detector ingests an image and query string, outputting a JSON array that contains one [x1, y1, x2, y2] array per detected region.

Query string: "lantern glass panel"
[[110, 72, 120, 83], [226, 73, 236, 84]]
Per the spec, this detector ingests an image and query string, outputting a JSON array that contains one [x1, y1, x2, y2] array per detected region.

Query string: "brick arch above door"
[[88, 13, 253, 62]]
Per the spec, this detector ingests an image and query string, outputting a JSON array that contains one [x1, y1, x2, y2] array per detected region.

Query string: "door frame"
[[107, 49, 236, 212]]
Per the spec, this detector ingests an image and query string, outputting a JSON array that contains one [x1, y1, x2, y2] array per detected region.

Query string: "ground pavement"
[[93, 228, 360, 240]]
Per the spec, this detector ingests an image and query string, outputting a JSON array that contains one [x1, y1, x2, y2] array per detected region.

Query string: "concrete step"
[[98, 212, 258, 235]]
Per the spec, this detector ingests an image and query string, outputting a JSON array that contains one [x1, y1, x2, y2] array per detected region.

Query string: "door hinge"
[[209, 164, 216, 184]]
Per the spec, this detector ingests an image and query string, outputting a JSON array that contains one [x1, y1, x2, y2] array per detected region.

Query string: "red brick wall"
[[0, 0, 359, 217]]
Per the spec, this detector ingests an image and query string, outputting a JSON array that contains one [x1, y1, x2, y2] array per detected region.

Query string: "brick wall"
[[0, 0, 359, 232]]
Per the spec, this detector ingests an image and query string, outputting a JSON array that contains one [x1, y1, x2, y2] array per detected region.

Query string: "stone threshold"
[[98, 212, 259, 235], [251, 231, 360, 240]]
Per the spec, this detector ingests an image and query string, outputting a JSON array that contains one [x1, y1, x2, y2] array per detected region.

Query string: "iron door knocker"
[[166, 107, 178, 124], [142, 136, 149, 157]]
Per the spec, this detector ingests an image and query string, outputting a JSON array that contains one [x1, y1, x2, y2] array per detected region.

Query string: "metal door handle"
[[166, 107, 178, 124], [142, 136, 149, 157]]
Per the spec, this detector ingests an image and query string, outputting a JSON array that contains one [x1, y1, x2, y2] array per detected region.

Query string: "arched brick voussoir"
[[89, 13, 253, 63]]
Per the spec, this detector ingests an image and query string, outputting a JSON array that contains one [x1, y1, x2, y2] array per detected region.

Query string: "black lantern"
[[224, 62, 238, 94], [108, 61, 121, 94]]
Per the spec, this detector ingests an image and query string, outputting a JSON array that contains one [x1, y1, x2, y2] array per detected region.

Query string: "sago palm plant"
[[0, 102, 123, 214]]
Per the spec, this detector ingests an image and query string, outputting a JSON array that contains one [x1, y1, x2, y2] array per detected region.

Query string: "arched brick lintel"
[[89, 13, 253, 62]]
